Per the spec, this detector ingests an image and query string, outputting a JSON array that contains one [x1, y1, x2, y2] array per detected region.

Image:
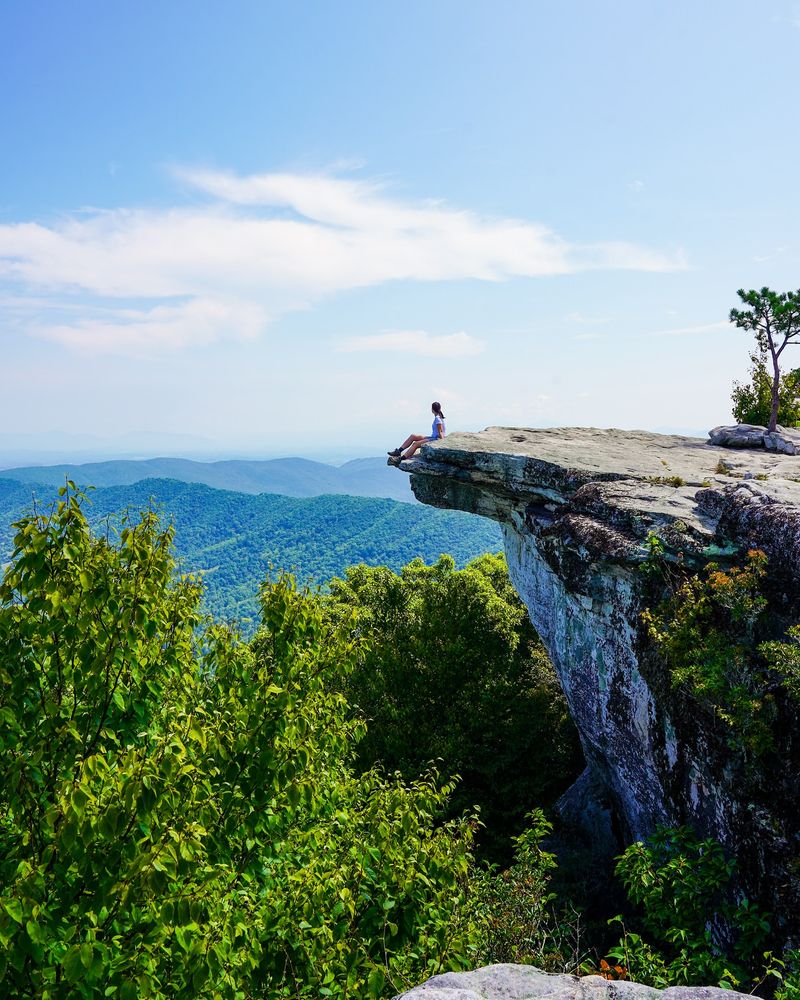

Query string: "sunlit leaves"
[[0, 488, 480, 997]]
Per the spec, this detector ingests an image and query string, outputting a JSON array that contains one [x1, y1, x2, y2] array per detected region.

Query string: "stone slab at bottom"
[[395, 965, 749, 1000]]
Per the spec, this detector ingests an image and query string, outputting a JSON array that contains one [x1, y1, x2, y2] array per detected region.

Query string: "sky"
[[1, 0, 799, 461]]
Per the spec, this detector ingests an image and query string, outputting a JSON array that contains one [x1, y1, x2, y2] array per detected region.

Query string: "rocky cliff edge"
[[394, 427, 800, 934]]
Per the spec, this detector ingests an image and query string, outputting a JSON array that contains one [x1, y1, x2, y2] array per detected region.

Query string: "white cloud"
[[0, 167, 685, 356], [36, 298, 266, 356], [566, 310, 611, 325], [338, 329, 485, 358], [752, 246, 788, 263], [649, 320, 729, 337]]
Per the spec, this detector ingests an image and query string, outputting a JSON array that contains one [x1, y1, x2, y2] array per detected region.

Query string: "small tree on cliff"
[[729, 287, 800, 432], [731, 348, 800, 428]]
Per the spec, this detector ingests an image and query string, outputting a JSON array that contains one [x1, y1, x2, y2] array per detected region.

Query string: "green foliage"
[[729, 287, 800, 432], [0, 478, 503, 631], [606, 826, 770, 989], [642, 550, 776, 756], [473, 810, 587, 973], [760, 625, 800, 703], [325, 553, 583, 861], [774, 950, 800, 1000], [645, 476, 686, 488], [731, 350, 800, 427], [639, 531, 669, 581], [0, 486, 481, 997]]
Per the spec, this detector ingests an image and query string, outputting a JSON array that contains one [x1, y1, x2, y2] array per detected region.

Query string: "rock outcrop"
[[395, 965, 749, 1000], [709, 422, 800, 455], [393, 427, 800, 933]]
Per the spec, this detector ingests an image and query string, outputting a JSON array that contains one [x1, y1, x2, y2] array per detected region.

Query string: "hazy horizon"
[[0, 419, 712, 472]]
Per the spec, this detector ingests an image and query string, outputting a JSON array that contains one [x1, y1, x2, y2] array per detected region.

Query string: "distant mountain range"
[[0, 477, 502, 632], [0, 455, 414, 503]]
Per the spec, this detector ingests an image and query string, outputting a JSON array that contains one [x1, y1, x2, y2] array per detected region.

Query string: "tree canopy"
[[0, 478, 502, 632], [731, 350, 800, 428], [0, 486, 481, 997], [730, 287, 800, 431], [325, 553, 583, 863]]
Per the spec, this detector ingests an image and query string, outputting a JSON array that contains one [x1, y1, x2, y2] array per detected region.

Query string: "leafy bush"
[[775, 950, 800, 1000], [0, 487, 481, 997], [325, 553, 583, 862], [731, 350, 800, 427], [641, 550, 776, 757], [473, 810, 588, 973], [607, 826, 770, 989], [760, 624, 800, 704]]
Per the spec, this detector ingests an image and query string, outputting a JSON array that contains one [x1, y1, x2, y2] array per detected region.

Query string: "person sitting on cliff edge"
[[388, 402, 446, 463]]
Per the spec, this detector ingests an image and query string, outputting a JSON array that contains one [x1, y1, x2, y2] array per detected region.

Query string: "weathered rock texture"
[[396, 965, 749, 1000], [395, 427, 800, 934], [709, 422, 800, 455]]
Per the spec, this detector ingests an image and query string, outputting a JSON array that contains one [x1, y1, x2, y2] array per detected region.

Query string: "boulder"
[[395, 965, 749, 1000], [708, 423, 800, 455]]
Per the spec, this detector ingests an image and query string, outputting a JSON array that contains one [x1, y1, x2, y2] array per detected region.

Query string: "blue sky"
[[1, 0, 799, 460]]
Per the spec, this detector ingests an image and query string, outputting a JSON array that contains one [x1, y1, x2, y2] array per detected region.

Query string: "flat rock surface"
[[396, 426, 800, 569], [396, 965, 749, 1000], [410, 427, 800, 484]]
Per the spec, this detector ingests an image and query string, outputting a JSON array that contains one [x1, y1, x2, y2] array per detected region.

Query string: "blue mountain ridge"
[[0, 455, 413, 502]]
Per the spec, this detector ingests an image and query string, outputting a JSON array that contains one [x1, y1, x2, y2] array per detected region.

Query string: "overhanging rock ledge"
[[393, 426, 800, 931]]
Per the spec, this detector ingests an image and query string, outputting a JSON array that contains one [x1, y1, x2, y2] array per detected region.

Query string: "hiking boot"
[[387, 447, 402, 457]]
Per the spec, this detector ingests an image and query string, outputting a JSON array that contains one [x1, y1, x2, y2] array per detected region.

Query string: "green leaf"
[[63, 945, 85, 983], [25, 919, 43, 944], [2, 898, 23, 924], [368, 967, 387, 995]]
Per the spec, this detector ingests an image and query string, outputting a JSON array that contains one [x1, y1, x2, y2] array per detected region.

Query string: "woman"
[[388, 402, 446, 462]]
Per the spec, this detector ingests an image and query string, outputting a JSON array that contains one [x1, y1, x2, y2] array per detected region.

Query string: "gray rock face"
[[395, 965, 749, 1000], [708, 423, 800, 454], [393, 427, 800, 932]]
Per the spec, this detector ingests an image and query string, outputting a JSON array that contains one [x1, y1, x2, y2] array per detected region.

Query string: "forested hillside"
[[0, 478, 502, 627], [0, 455, 413, 501]]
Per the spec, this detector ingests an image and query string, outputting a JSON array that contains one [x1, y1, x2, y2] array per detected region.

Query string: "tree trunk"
[[770, 357, 780, 432]]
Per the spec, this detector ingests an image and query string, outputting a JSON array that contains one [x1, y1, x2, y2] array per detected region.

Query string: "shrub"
[[641, 550, 776, 757], [325, 554, 583, 862], [473, 810, 587, 973], [0, 487, 481, 997], [731, 350, 800, 428], [607, 826, 770, 989]]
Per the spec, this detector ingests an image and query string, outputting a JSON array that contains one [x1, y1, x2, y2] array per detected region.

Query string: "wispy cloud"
[[339, 329, 485, 358], [36, 298, 267, 356], [565, 310, 611, 325], [649, 320, 729, 337], [752, 246, 788, 263], [0, 167, 686, 355]]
